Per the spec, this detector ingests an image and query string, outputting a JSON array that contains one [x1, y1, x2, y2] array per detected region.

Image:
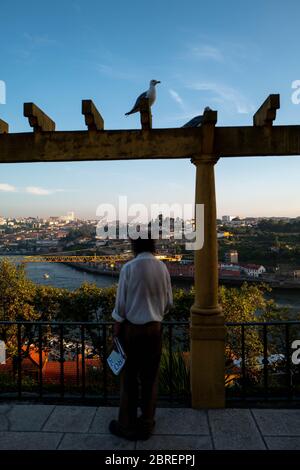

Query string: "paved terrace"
[[1, 403, 300, 450]]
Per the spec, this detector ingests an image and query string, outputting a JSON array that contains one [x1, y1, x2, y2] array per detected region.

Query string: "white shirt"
[[112, 252, 173, 324]]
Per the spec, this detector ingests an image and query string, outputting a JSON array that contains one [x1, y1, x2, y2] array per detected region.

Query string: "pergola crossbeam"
[[0, 128, 202, 162], [1, 125, 300, 163], [82, 99, 104, 131], [23, 102, 55, 132], [215, 125, 300, 157]]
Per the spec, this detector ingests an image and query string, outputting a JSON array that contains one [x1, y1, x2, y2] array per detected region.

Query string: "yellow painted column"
[[190, 154, 225, 408]]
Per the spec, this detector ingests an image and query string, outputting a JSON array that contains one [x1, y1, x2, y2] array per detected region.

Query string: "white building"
[[59, 212, 75, 223], [225, 250, 239, 264], [222, 215, 235, 223], [241, 264, 266, 278]]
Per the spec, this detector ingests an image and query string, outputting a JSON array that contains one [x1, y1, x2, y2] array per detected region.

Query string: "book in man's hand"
[[107, 337, 126, 375]]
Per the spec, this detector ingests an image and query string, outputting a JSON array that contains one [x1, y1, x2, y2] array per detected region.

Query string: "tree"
[[0, 258, 39, 357]]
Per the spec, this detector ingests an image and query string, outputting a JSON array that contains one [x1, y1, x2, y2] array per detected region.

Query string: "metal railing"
[[0, 320, 190, 406], [2, 320, 300, 405], [226, 320, 300, 403]]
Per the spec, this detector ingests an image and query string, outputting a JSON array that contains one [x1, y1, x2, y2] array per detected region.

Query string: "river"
[[1, 255, 115, 290]]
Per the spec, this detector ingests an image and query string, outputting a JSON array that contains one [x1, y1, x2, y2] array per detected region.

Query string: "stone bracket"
[[24, 103, 55, 132], [82, 99, 104, 131], [191, 108, 218, 160], [139, 97, 152, 130], [253, 94, 280, 127], [0, 118, 8, 134]]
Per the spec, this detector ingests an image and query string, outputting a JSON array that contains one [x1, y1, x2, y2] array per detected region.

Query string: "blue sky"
[[0, 0, 300, 219]]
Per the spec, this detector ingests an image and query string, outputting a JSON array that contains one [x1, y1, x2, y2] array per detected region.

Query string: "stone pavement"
[[1, 403, 300, 450]]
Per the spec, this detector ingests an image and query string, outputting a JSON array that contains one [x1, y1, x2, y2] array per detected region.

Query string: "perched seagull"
[[125, 79, 161, 116], [182, 107, 212, 127]]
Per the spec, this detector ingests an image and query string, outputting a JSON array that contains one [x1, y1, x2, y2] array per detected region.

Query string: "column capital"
[[191, 154, 219, 165]]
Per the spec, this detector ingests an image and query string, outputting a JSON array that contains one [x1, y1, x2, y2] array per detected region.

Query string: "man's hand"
[[113, 321, 122, 338]]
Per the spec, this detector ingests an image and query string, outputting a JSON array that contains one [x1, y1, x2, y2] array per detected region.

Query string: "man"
[[109, 236, 173, 440]]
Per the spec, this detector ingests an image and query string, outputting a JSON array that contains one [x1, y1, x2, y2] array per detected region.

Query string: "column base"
[[190, 306, 225, 409]]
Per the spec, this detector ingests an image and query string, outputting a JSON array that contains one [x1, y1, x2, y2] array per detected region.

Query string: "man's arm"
[[164, 266, 173, 313]]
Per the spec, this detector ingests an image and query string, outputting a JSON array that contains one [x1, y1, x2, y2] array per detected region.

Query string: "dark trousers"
[[118, 320, 162, 432]]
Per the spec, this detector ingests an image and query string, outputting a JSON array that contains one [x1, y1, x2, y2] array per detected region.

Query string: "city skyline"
[[1, 1, 300, 218], [1, 212, 300, 223]]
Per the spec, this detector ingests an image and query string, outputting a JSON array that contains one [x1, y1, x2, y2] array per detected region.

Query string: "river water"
[[1, 256, 300, 318], [0, 255, 116, 290]]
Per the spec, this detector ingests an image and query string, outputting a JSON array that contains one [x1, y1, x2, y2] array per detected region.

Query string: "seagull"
[[125, 79, 161, 116], [182, 107, 212, 127]]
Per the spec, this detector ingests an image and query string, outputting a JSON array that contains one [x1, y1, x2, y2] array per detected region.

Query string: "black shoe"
[[135, 429, 152, 440], [109, 420, 137, 441], [136, 416, 155, 440]]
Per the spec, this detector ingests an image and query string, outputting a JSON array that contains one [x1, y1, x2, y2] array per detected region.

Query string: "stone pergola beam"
[[1, 125, 300, 163], [82, 99, 104, 131], [23, 103, 56, 132], [253, 94, 280, 127], [0, 128, 202, 163], [0, 119, 8, 134], [215, 125, 300, 157]]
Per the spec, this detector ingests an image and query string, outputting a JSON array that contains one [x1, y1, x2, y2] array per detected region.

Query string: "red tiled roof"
[[240, 263, 264, 269], [21, 345, 48, 367]]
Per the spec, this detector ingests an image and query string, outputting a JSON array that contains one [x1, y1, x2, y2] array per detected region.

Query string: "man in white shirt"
[[109, 237, 173, 440]]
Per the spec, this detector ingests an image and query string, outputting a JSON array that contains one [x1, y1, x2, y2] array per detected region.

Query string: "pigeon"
[[125, 79, 161, 116], [182, 107, 212, 127]]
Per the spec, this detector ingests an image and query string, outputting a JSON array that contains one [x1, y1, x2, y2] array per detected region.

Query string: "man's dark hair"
[[130, 237, 156, 256]]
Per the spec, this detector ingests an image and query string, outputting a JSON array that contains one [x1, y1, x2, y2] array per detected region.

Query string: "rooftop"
[[0, 403, 300, 450]]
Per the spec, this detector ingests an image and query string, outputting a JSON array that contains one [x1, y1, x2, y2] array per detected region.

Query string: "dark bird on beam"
[[182, 107, 212, 127]]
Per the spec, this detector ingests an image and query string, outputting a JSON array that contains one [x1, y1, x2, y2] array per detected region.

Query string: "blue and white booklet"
[[107, 337, 126, 375]]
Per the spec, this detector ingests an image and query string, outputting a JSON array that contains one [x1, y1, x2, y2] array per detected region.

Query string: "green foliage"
[[219, 218, 300, 267], [257, 218, 300, 233], [219, 282, 278, 322], [0, 372, 36, 391], [0, 259, 37, 322], [33, 284, 68, 320], [0, 258, 287, 325], [0, 259, 40, 355], [165, 287, 194, 321], [158, 348, 190, 401]]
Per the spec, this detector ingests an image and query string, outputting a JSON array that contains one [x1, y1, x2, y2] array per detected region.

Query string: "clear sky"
[[0, 0, 300, 220]]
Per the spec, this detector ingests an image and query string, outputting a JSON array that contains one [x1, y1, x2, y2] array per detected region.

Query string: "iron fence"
[[2, 320, 300, 406], [0, 320, 190, 406], [226, 320, 300, 403]]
